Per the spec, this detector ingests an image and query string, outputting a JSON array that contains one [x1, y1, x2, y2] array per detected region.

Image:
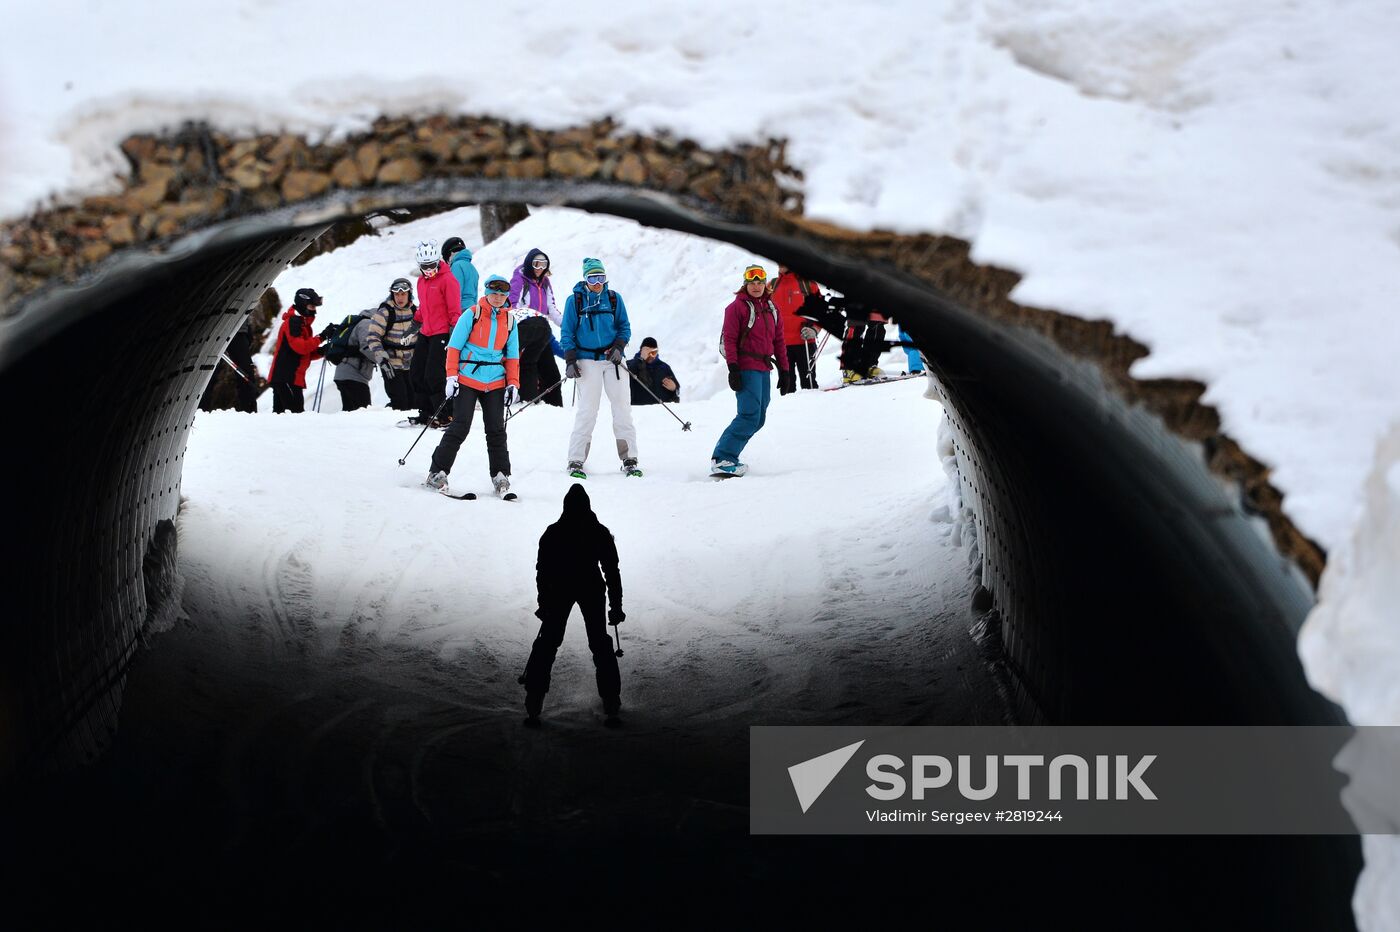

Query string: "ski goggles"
[[743, 265, 767, 283], [531, 258, 549, 269], [419, 263, 438, 276], [585, 274, 608, 285], [485, 280, 512, 294], [390, 282, 412, 293]]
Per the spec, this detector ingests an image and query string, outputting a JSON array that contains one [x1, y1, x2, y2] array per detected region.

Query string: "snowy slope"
[[180, 379, 1003, 729]]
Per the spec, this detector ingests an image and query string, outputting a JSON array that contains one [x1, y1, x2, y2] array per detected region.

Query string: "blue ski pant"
[[712, 368, 771, 463], [900, 326, 924, 372]]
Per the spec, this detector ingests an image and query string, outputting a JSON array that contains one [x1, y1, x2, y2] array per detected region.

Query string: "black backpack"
[[323, 314, 367, 364]]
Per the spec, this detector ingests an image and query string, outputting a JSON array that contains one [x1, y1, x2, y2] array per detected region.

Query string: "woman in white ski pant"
[[568, 358, 638, 464]]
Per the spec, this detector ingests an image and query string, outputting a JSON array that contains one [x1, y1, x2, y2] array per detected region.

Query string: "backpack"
[[719, 298, 780, 366], [571, 289, 620, 356], [323, 313, 367, 364], [455, 305, 517, 376]]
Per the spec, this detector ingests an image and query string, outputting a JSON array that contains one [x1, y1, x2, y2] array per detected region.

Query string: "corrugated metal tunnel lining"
[[0, 183, 1361, 924]]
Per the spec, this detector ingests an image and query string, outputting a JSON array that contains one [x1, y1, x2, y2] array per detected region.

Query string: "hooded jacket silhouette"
[[522, 484, 623, 718]]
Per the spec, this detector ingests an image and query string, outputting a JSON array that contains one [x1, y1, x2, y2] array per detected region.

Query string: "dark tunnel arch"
[[0, 179, 1362, 924]]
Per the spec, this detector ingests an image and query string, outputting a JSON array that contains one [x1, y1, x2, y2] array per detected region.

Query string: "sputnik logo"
[[787, 740, 865, 813]]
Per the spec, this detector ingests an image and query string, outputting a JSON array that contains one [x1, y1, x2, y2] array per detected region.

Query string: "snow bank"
[[1299, 423, 1400, 931]]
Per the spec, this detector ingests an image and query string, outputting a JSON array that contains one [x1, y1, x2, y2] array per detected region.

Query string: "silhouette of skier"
[[522, 484, 624, 726]]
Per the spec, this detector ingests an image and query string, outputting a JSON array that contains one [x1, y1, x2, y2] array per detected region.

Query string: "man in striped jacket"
[[425, 275, 521, 496]]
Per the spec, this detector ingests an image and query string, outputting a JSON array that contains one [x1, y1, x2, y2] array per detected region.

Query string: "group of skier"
[[263, 239, 925, 488]]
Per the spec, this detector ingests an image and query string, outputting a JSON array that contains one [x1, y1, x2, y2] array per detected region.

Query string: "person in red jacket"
[[267, 287, 325, 413], [408, 240, 464, 426], [770, 265, 824, 391], [710, 264, 789, 477]]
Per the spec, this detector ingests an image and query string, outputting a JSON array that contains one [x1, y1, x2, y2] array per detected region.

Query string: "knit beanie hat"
[[582, 257, 607, 278]]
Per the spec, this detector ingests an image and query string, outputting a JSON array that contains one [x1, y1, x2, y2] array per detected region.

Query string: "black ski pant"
[[228, 331, 259, 413], [411, 334, 451, 420], [429, 385, 510, 477], [335, 380, 371, 411], [383, 368, 414, 410], [271, 382, 304, 413], [787, 341, 818, 389], [523, 588, 620, 711], [540, 353, 563, 406], [516, 316, 555, 403], [840, 321, 886, 374]]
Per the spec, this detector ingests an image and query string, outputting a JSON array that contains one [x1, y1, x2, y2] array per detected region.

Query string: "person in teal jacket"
[[444, 236, 480, 308], [560, 257, 639, 478]]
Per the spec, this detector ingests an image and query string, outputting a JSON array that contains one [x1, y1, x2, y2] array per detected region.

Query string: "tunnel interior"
[[0, 184, 1360, 924]]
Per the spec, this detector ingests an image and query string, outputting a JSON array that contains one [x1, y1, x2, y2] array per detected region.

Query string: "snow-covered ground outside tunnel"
[[178, 379, 1003, 733]]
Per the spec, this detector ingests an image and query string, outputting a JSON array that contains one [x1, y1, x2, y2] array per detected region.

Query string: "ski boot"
[[425, 469, 449, 491], [568, 461, 587, 480], [621, 458, 642, 478], [710, 459, 748, 478], [866, 365, 883, 379], [842, 369, 862, 384], [524, 692, 543, 728], [603, 698, 622, 728]]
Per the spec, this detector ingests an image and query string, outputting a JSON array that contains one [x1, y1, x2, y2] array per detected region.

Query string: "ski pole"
[[611, 623, 623, 658], [505, 378, 565, 423], [397, 392, 455, 466], [220, 353, 252, 383], [803, 341, 812, 388], [809, 332, 830, 385], [622, 365, 691, 431], [312, 357, 327, 412]]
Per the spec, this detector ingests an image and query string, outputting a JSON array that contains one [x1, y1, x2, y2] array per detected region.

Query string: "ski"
[[499, 491, 519, 502], [823, 372, 925, 392], [434, 487, 476, 500]]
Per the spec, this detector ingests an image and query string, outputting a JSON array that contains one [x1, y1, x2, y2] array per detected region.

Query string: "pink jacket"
[[414, 261, 463, 337], [721, 291, 789, 373]]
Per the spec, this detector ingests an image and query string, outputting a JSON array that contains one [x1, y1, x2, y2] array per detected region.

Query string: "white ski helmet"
[[414, 240, 438, 266]]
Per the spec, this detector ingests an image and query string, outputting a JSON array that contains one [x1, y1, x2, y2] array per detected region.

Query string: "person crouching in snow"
[[425, 275, 521, 496], [711, 264, 788, 477], [560, 257, 641, 479]]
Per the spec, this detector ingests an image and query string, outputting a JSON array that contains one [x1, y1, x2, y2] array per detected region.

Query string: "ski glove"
[[727, 363, 743, 392], [565, 360, 581, 380], [608, 606, 625, 626], [378, 360, 395, 382], [778, 368, 795, 396], [607, 341, 626, 366], [444, 377, 459, 398], [800, 326, 816, 341], [504, 385, 520, 407]]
